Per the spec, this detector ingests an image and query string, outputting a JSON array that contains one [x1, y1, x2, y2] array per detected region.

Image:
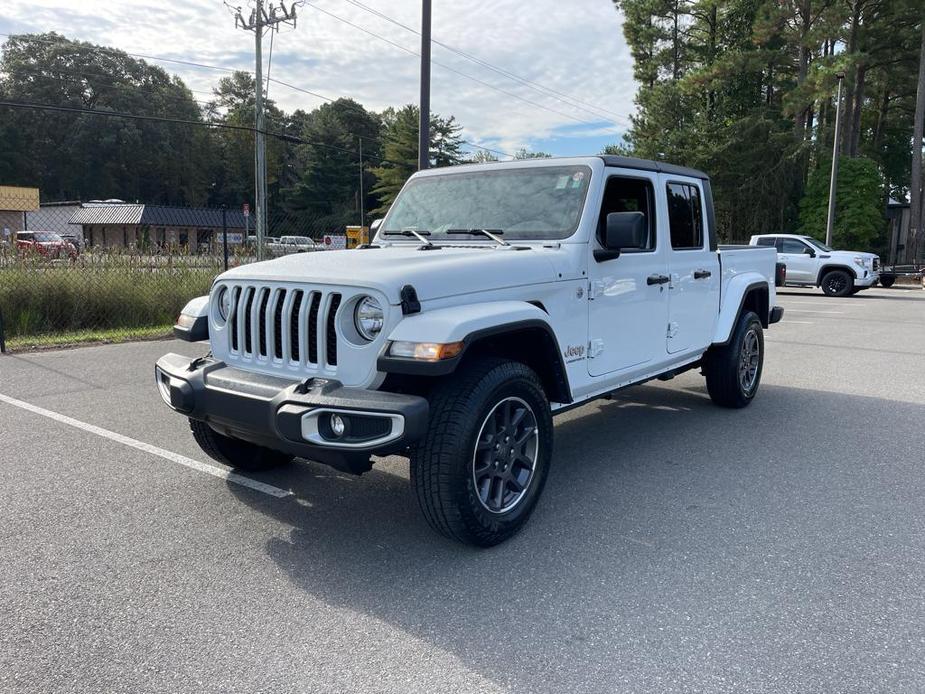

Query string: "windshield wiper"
[[446, 228, 508, 247], [382, 228, 434, 247]]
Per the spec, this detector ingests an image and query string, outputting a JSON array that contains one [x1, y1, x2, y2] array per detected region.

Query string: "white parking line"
[[779, 320, 815, 324], [784, 309, 845, 314], [0, 392, 292, 498]]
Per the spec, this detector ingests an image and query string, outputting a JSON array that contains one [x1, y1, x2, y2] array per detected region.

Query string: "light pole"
[[418, 0, 431, 170], [825, 71, 845, 248]]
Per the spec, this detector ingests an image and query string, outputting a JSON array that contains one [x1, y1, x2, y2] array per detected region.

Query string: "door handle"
[[693, 269, 712, 279], [647, 274, 670, 285]]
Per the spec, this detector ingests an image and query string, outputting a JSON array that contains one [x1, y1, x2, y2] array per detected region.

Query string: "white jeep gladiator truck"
[[749, 233, 880, 296], [156, 156, 783, 546]]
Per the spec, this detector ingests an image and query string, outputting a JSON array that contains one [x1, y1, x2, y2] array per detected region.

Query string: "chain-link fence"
[[0, 188, 365, 351]]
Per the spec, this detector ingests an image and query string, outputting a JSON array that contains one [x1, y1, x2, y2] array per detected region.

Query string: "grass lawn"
[[5, 324, 174, 351]]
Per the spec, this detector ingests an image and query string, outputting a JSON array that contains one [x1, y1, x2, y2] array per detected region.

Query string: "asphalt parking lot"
[[1, 286, 924, 693]]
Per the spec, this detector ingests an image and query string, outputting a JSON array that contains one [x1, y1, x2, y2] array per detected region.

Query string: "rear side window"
[[756, 237, 776, 247], [666, 183, 703, 250]]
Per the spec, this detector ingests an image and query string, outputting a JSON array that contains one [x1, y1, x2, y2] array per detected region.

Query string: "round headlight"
[[354, 296, 384, 341], [217, 287, 233, 321]]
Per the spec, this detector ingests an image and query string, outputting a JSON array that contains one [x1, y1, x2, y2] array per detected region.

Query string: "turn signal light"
[[389, 340, 464, 361]]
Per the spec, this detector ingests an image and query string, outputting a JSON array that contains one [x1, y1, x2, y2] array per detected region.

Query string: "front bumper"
[[854, 270, 879, 288], [155, 353, 429, 473]]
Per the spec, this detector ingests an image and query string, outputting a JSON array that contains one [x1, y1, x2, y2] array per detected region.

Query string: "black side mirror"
[[595, 211, 648, 262], [803, 247, 816, 257]]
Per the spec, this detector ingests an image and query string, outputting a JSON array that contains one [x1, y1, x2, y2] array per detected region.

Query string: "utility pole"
[[825, 71, 845, 248], [418, 0, 432, 170], [358, 136, 365, 229], [231, 1, 300, 260]]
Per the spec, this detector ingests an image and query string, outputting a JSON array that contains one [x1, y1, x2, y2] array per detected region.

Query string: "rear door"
[[587, 170, 669, 378], [776, 237, 816, 282], [663, 178, 720, 355]]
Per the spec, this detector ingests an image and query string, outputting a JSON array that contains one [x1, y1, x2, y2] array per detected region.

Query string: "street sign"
[[242, 203, 250, 217], [323, 234, 346, 250]]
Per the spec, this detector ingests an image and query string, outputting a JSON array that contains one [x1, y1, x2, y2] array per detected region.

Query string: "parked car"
[[16, 231, 77, 259], [749, 234, 879, 296], [267, 235, 320, 256], [157, 155, 783, 546]]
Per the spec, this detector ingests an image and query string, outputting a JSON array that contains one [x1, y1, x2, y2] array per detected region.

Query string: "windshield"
[[382, 165, 592, 241], [34, 232, 63, 242], [804, 237, 833, 252]]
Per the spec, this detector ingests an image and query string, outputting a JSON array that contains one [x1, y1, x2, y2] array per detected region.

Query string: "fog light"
[[330, 413, 346, 437]]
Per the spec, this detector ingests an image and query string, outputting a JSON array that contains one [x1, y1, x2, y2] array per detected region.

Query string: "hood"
[[220, 245, 561, 303], [828, 249, 878, 260]]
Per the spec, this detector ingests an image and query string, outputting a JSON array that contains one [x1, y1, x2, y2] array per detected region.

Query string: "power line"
[[1, 32, 531, 159], [301, 2, 618, 131], [339, 0, 629, 125], [0, 98, 424, 168]]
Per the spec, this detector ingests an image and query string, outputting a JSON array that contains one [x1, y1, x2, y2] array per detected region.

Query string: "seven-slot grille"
[[225, 284, 342, 369]]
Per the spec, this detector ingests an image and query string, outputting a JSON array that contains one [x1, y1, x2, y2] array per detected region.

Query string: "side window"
[[780, 238, 808, 254], [756, 237, 776, 247], [598, 176, 656, 252], [666, 182, 703, 250]]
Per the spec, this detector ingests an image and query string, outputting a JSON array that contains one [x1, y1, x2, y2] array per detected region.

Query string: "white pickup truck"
[[749, 233, 880, 296], [267, 235, 321, 256], [156, 156, 782, 546]]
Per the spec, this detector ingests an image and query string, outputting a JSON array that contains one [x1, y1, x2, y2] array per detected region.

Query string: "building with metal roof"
[[69, 203, 250, 252]]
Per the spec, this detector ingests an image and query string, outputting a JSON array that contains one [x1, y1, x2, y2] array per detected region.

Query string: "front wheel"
[[703, 311, 764, 408], [879, 274, 896, 288], [410, 358, 553, 547], [821, 269, 854, 297]]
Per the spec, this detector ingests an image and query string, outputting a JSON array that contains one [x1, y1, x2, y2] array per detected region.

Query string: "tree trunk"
[[848, 63, 866, 156], [795, 0, 812, 135], [872, 87, 889, 154], [840, 1, 862, 155], [911, 20, 925, 262]]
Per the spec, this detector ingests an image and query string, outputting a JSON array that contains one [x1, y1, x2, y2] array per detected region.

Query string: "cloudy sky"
[[1, 0, 637, 157]]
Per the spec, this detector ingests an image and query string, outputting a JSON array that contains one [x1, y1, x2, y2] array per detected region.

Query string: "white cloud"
[[1, 0, 637, 155]]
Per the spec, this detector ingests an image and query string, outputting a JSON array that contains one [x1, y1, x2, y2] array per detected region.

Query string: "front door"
[[776, 237, 816, 283], [588, 171, 670, 378], [664, 178, 721, 355]]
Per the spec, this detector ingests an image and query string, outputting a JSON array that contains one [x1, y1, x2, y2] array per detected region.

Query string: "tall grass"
[[0, 249, 224, 347]]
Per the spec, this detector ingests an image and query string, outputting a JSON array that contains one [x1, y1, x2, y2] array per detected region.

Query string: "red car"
[[16, 231, 77, 259]]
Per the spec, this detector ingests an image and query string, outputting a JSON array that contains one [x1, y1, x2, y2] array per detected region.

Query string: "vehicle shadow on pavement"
[[227, 381, 925, 692]]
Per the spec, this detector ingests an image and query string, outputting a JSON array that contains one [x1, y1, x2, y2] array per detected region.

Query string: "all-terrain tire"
[[703, 310, 764, 409], [189, 419, 294, 471], [410, 357, 553, 547], [821, 269, 854, 297]]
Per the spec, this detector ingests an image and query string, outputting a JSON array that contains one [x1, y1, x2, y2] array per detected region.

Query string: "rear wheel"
[[821, 269, 853, 297], [410, 358, 553, 547], [189, 419, 294, 471], [879, 274, 896, 288], [703, 311, 764, 408]]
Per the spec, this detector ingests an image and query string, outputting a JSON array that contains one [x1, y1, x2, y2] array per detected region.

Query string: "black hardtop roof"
[[598, 155, 709, 181]]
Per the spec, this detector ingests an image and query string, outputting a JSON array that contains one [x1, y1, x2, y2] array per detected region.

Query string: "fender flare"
[[378, 301, 571, 402], [712, 275, 769, 345], [815, 264, 858, 286], [174, 295, 209, 342]]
